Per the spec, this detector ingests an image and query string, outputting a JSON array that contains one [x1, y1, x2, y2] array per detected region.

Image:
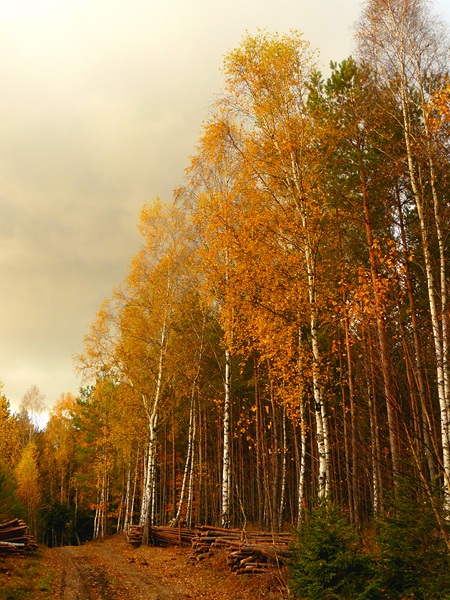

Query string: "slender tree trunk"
[[304, 244, 330, 498], [140, 309, 168, 541], [398, 74, 450, 498], [360, 168, 400, 480], [221, 346, 232, 527], [269, 375, 279, 528], [173, 394, 195, 526], [397, 190, 437, 481], [186, 403, 196, 529], [297, 327, 308, 525], [278, 406, 287, 531], [367, 325, 383, 514], [339, 320, 353, 521], [254, 357, 264, 528], [345, 314, 359, 522]]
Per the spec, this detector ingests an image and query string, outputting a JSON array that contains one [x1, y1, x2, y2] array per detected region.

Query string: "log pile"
[[127, 524, 144, 547], [127, 522, 293, 575], [190, 525, 293, 574], [189, 525, 243, 559], [149, 525, 195, 547], [127, 524, 195, 547], [227, 541, 292, 574], [0, 519, 38, 557]]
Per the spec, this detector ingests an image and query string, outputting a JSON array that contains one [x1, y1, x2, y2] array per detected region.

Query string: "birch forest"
[[1, 0, 450, 595]]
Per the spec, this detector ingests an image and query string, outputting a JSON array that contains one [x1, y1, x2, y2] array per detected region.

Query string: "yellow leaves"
[[424, 82, 450, 129], [15, 441, 41, 526], [223, 30, 313, 103], [0, 396, 19, 467]]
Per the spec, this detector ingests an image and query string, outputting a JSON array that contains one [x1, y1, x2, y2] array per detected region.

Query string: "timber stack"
[[0, 518, 38, 557], [127, 524, 195, 547], [149, 525, 195, 547], [190, 525, 293, 574], [126, 522, 293, 575], [127, 524, 144, 546]]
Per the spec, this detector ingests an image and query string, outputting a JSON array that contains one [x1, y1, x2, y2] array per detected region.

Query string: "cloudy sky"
[[1, 0, 449, 414]]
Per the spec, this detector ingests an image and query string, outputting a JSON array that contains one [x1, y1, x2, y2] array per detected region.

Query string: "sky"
[[1, 0, 449, 415]]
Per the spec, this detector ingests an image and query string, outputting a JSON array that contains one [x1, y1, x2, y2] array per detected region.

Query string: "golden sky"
[[1, 0, 449, 412]]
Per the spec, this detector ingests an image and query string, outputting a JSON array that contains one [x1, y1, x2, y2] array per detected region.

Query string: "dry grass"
[[0, 550, 55, 599]]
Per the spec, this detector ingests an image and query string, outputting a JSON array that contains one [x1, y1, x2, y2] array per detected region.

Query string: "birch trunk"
[[173, 394, 195, 526], [221, 346, 232, 527], [297, 328, 308, 525], [401, 93, 450, 497], [123, 456, 132, 532], [306, 246, 330, 497], [186, 404, 197, 528], [289, 148, 331, 498], [254, 358, 264, 528], [173, 324, 204, 527], [397, 190, 437, 481], [358, 0, 450, 503], [140, 307, 169, 539], [278, 405, 287, 531]]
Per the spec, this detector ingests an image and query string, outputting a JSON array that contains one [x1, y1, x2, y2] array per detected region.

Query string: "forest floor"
[[0, 533, 290, 599]]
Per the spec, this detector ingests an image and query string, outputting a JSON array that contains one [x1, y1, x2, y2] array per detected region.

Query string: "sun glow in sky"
[[1, 0, 449, 411]]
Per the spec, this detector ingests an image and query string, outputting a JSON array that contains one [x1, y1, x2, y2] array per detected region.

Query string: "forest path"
[[42, 533, 285, 599], [46, 536, 185, 599]]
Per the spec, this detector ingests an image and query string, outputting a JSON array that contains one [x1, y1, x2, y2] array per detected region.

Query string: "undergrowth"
[[290, 490, 450, 600], [0, 550, 55, 600]]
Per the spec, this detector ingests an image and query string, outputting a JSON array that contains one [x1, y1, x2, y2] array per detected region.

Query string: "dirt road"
[[41, 534, 286, 599], [49, 543, 182, 599]]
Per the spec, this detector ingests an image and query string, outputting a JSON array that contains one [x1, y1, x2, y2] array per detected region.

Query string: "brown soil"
[[38, 534, 289, 599]]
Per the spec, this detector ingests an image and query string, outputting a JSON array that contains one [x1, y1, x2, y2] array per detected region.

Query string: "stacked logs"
[[227, 541, 292, 575], [127, 524, 195, 547], [189, 526, 293, 575], [126, 522, 293, 575], [127, 524, 144, 547], [148, 525, 195, 547], [189, 525, 243, 559], [0, 519, 38, 556]]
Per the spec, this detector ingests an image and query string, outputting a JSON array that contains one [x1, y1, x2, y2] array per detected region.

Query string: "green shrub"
[[290, 501, 380, 599], [289, 491, 450, 599], [374, 487, 450, 600]]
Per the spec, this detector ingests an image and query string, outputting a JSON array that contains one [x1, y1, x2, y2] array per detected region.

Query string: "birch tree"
[[356, 0, 450, 502], [78, 199, 194, 538], [218, 31, 335, 498]]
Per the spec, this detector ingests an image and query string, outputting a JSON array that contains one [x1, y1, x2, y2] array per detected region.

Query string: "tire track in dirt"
[[50, 540, 187, 599], [58, 547, 104, 599]]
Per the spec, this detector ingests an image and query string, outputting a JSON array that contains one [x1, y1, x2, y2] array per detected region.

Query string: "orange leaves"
[[0, 396, 19, 467], [223, 30, 314, 121], [15, 441, 41, 535], [424, 82, 450, 130]]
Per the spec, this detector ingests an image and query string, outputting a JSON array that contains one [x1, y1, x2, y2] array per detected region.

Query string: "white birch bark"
[[173, 394, 195, 526], [278, 406, 287, 531], [129, 445, 140, 528], [287, 144, 331, 497], [186, 404, 197, 528], [122, 457, 132, 533], [304, 231, 330, 497], [358, 0, 450, 504], [173, 325, 203, 527], [140, 306, 169, 530], [297, 328, 308, 526], [221, 346, 232, 527]]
